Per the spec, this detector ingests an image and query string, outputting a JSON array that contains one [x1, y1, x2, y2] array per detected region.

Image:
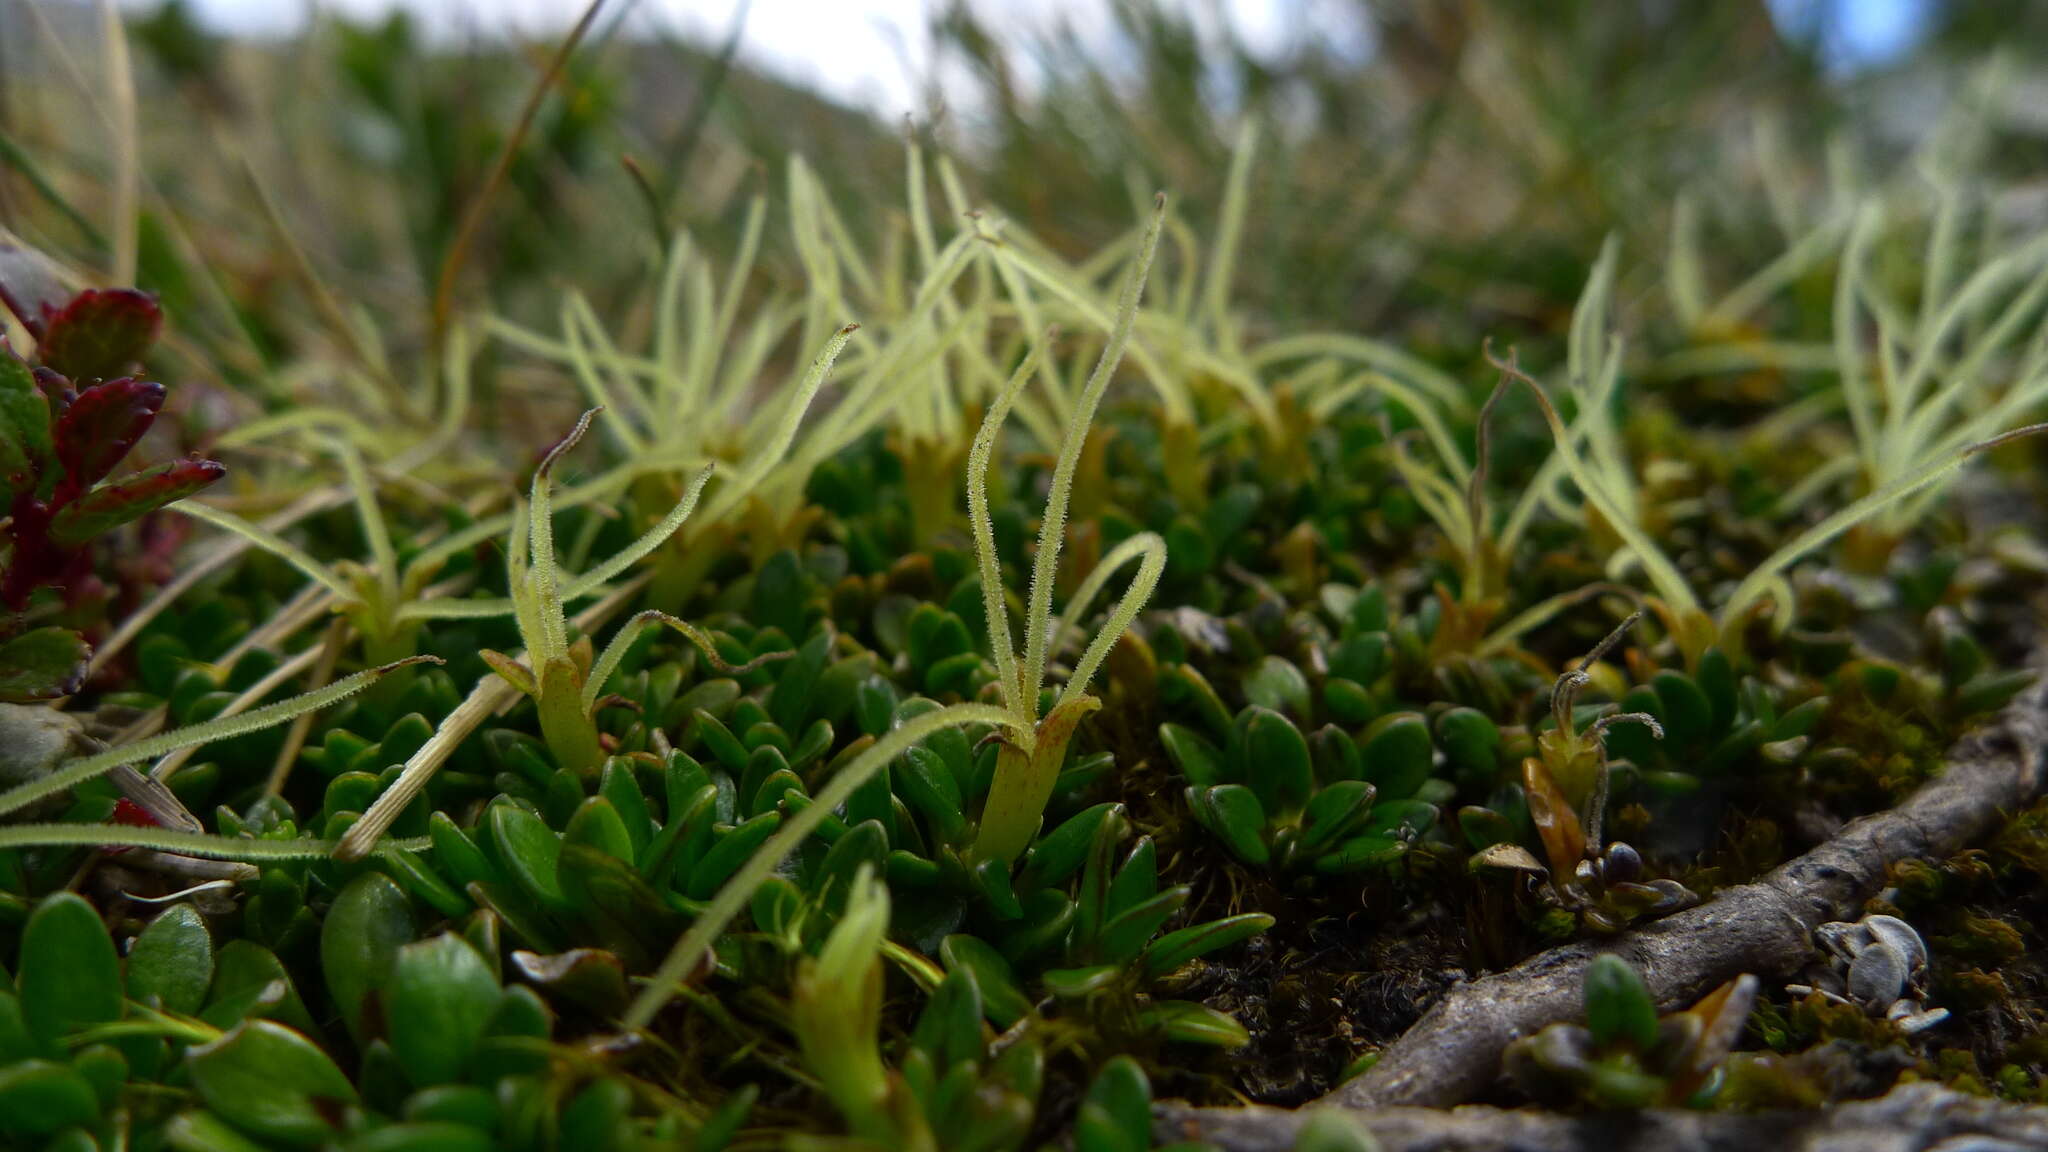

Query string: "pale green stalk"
[[1249, 333, 1468, 411], [562, 464, 716, 598], [983, 228, 1190, 423], [1719, 422, 2048, 638], [1203, 120, 1257, 347], [968, 335, 1052, 711], [93, 487, 351, 676], [698, 323, 859, 525], [1667, 193, 1708, 327], [526, 409, 597, 664], [1055, 532, 1166, 711], [559, 299, 651, 456], [1488, 346, 1702, 620], [1020, 195, 1167, 709], [336, 578, 647, 862], [654, 231, 696, 411], [567, 293, 660, 435], [0, 658, 437, 818], [1703, 210, 1850, 329], [172, 503, 353, 601], [581, 609, 786, 713], [331, 435, 399, 601], [151, 643, 323, 783], [0, 826, 428, 859]]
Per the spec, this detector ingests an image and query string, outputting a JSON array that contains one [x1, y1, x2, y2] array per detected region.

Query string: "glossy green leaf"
[[1330, 632, 1389, 686], [563, 797, 635, 864], [352, 1122, 498, 1152], [1360, 712, 1433, 800], [0, 348, 52, 497], [598, 760, 653, 862], [1299, 780, 1377, 854], [1106, 836, 1158, 919], [683, 810, 781, 900], [0, 1059, 99, 1137], [1769, 696, 1828, 743], [641, 783, 717, 888], [1022, 802, 1123, 887], [1043, 964, 1119, 998], [185, 1020, 356, 1146], [1293, 1109, 1382, 1152], [202, 940, 319, 1035], [940, 934, 1032, 1028], [1241, 706, 1313, 816], [19, 892, 122, 1054], [1139, 1000, 1251, 1048], [1099, 888, 1188, 966], [1158, 724, 1225, 788], [1198, 784, 1270, 865], [474, 984, 553, 1082], [1436, 707, 1501, 787], [127, 903, 213, 1016], [897, 744, 967, 842], [1140, 913, 1273, 979], [1077, 1055, 1149, 1152], [404, 1084, 498, 1129], [0, 992, 34, 1062], [910, 967, 984, 1071], [388, 933, 500, 1087], [973, 857, 1024, 920], [1323, 676, 1377, 725], [382, 847, 471, 919], [1315, 833, 1406, 873], [485, 803, 570, 912], [323, 874, 415, 1045], [429, 813, 500, 889], [1651, 671, 1713, 747], [1243, 656, 1311, 717], [1457, 805, 1518, 851], [1584, 954, 1658, 1051], [560, 1076, 631, 1152]]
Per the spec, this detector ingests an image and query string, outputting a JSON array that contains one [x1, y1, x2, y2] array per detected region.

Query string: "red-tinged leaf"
[[0, 343, 52, 499], [0, 627, 90, 702], [47, 456, 225, 546], [52, 378, 164, 496], [37, 289, 162, 382]]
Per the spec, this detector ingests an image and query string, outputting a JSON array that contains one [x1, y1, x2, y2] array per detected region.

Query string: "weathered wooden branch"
[[1158, 660, 2048, 1145], [1323, 666, 2048, 1110], [1157, 1082, 2048, 1152]]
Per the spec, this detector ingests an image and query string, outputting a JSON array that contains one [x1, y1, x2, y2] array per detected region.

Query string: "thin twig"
[[431, 0, 608, 357]]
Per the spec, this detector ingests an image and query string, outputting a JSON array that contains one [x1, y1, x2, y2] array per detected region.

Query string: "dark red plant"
[[0, 289, 225, 700]]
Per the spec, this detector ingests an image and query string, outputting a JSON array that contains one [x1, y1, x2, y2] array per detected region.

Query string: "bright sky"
[[122, 0, 1931, 115], [120, 0, 1333, 115]]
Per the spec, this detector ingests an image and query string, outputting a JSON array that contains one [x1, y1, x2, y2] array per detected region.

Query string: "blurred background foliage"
[[2, 0, 2045, 442]]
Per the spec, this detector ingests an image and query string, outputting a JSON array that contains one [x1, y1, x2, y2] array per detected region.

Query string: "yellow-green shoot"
[[621, 193, 1172, 1032]]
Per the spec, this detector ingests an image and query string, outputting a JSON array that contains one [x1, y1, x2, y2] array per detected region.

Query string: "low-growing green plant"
[[1505, 954, 1758, 1109], [1471, 615, 1695, 934], [459, 407, 775, 778], [621, 192, 1170, 1031], [1163, 703, 1443, 877], [1488, 333, 2048, 663]]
